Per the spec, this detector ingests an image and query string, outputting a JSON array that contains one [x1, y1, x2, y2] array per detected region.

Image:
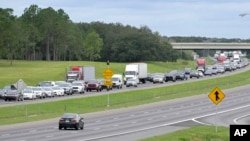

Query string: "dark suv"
[[165, 70, 177, 82], [86, 80, 102, 92]]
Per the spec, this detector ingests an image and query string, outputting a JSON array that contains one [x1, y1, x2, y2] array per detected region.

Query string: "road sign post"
[[208, 87, 225, 132], [103, 64, 114, 107]]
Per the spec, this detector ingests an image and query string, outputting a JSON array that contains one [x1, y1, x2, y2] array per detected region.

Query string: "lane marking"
[[84, 104, 250, 141], [233, 114, 250, 124], [192, 104, 250, 125]]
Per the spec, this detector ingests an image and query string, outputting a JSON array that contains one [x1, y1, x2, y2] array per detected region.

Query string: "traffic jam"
[[0, 50, 249, 102]]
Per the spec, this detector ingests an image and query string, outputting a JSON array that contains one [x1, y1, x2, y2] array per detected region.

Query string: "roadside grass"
[[0, 59, 246, 141], [139, 126, 229, 141], [0, 59, 196, 88], [0, 68, 250, 125]]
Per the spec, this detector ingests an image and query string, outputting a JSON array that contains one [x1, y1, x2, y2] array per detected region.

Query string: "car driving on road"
[[59, 113, 84, 130], [126, 78, 138, 87]]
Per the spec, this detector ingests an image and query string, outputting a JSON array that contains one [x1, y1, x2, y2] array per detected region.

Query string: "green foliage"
[[0, 60, 196, 88], [140, 126, 229, 141], [0, 6, 186, 63], [84, 31, 103, 61]]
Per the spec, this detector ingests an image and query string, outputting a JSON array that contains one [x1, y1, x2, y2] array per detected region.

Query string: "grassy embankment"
[[0, 59, 246, 141], [0, 59, 196, 88], [140, 126, 229, 141]]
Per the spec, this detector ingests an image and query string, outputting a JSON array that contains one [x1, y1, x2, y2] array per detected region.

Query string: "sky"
[[1, 0, 250, 39]]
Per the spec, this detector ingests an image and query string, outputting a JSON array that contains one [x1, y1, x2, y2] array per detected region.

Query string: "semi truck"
[[196, 58, 206, 73], [66, 66, 95, 82], [217, 55, 226, 64], [124, 63, 147, 84]]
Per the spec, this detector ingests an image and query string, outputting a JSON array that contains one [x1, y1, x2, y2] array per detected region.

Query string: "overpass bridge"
[[171, 43, 250, 50]]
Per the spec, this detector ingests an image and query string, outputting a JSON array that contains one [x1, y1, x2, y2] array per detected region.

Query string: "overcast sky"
[[1, 0, 250, 39]]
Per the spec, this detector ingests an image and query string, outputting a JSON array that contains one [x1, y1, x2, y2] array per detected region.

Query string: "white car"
[[152, 74, 165, 83], [126, 78, 138, 87], [42, 87, 55, 97], [22, 89, 36, 100], [32, 87, 46, 99], [52, 87, 64, 96], [71, 82, 85, 94]]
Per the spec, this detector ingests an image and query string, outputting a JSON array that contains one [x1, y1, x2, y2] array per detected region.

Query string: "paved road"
[[1, 64, 249, 107], [0, 84, 250, 141]]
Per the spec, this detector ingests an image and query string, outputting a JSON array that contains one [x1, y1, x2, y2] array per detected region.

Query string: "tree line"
[[1, 5, 249, 65], [0, 5, 181, 64]]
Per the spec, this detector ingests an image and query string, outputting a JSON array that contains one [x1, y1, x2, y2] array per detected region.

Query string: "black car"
[[59, 113, 84, 130], [165, 70, 177, 82]]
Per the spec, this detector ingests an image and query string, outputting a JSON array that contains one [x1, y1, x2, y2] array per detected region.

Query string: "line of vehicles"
[[0, 54, 249, 102]]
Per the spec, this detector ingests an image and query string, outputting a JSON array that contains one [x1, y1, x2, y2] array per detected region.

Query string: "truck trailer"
[[124, 63, 147, 84], [66, 66, 95, 82], [196, 58, 206, 73]]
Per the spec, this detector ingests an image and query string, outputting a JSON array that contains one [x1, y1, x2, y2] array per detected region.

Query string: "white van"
[[111, 74, 123, 89]]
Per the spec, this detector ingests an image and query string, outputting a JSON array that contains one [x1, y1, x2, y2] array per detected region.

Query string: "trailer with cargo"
[[66, 66, 95, 82], [196, 58, 206, 73], [124, 63, 147, 84]]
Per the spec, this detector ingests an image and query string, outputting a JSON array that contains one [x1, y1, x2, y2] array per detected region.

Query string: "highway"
[[0, 83, 250, 141], [0, 66, 250, 141], [0, 64, 248, 107]]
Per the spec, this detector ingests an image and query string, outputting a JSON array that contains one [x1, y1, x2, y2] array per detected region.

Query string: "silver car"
[[126, 78, 138, 87], [32, 87, 46, 99]]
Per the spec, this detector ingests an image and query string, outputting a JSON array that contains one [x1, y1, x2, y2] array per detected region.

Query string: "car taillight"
[[71, 118, 77, 123], [59, 118, 64, 122]]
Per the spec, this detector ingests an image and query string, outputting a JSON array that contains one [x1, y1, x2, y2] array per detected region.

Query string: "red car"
[[86, 80, 102, 92]]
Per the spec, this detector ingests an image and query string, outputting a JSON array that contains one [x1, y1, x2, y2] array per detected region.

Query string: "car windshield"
[[39, 82, 53, 87], [43, 88, 52, 90], [52, 87, 60, 90], [88, 80, 98, 84], [23, 90, 33, 93], [111, 78, 119, 81], [72, 83, 82, 86], [125, 71, 136, 75], [62, 113, 77, 118], [58, 83, 71, 87], [32, 87, 42, 91], [128, 79, 135, 82]]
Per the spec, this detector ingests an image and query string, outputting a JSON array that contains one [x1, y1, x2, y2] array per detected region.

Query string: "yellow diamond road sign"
[[208, 87, 225, 105], [104, 80, 113, 86], [102, 68, 114, 79]]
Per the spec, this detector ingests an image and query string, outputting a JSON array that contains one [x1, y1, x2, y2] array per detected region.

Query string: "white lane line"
[[0, 134, 10, 137], [29, 130, 37, 133], [192, 104, 250, 125], [84, 104, 250, 141], [192, 118, 212, 126], [92, 128, 100, 130], [46, 135, 53, 138], [233, 114, 250, 124]]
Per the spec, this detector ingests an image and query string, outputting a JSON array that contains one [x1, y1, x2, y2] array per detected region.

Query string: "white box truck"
[[111, 74, 123, 89], [124, 63, 147, 84], [66, 66, 95, 82]]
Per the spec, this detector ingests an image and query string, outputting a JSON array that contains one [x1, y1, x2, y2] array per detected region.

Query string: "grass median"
[[0, 68, 250, 125]]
